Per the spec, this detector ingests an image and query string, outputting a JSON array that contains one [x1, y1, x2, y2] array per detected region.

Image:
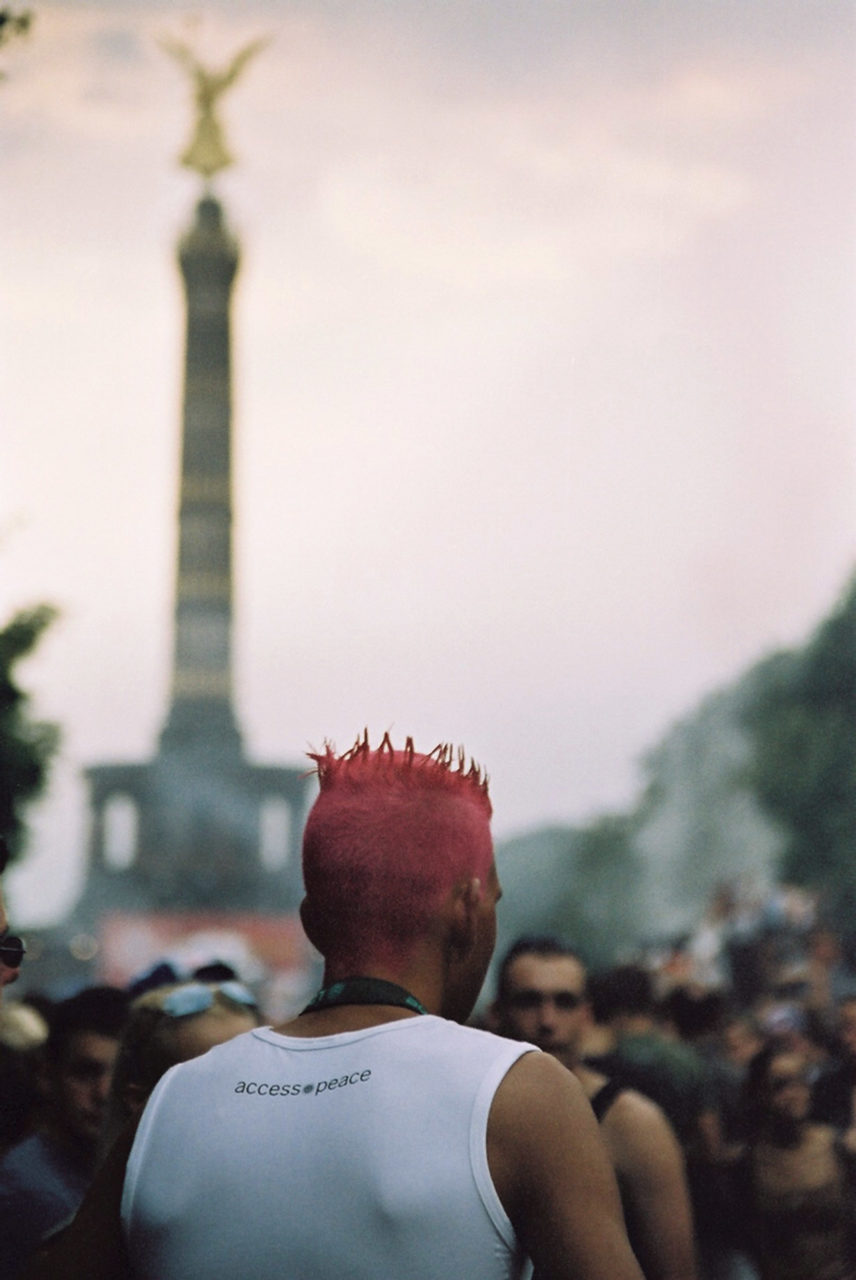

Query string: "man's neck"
[[273, 964, 443, 1037], [325, 961, 442, 1012], [275, 1002, 422, 1038], [304, 976, 428, 1015]]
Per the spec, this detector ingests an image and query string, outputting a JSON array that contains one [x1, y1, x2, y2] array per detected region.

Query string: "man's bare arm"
[[603, 1091, 697, 1280], [488, 1053, 645, 1280]]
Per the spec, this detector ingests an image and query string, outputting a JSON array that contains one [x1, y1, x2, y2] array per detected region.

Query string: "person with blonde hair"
[[99, 978, 261, 1155]]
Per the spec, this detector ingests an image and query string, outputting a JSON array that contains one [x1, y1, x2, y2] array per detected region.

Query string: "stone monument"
[[76, 40, 309, 941]]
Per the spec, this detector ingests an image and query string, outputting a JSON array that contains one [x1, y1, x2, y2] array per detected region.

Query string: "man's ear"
[[449, 877, 482, 955], [299, 896, 323, 951]]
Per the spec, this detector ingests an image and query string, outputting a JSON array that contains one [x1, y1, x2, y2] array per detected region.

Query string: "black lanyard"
[[301, 977, 428, 1017]]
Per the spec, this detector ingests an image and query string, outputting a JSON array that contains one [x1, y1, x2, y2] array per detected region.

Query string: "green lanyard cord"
[[301, 977, 429, 1017]]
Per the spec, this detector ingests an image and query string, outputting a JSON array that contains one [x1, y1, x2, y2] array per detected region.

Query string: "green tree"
[[549, 813, 644, 968], [743, 575, 856, 927], [0, 6, 32, 78], [0, 604, 59, 862]]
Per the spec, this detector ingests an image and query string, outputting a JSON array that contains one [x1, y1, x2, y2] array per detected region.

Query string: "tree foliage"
[[0, 7, 32, 79], [494, 814, 644, 970], [0, 7, 31, 46], [547, 813, 644, 968], [743, 576, 856, 926], [0, 605, 59, 862]]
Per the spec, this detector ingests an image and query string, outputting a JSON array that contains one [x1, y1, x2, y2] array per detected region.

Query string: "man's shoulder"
[[493, 1045, 579, 1113], [599, 1086, 680, 1156], [455, 1019, 536, 1049], [414, 1018, 540, 1077], [489, 1051, 593, 1196], [449, 1021, 545, 1074], [603, 1084, 664, 1125]]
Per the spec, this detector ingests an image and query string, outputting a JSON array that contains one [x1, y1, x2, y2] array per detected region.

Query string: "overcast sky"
[[2, 1, 854, 925]]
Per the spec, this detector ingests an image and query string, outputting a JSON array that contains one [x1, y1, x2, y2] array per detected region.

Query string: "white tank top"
[[122, 1015, 535, 1280]]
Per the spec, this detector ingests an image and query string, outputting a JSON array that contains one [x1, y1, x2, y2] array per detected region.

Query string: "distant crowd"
[[543, 879, 856, 1280]]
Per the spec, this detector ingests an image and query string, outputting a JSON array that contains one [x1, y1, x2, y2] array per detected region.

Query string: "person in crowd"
[[662, 987, 760, 1280], [721, 1013, 765, 1075], [737, 1041, 856, 1280], [804, 927, 856, 1030], [0, 837, 25, 1002], [812, 995, 856, 1136], [121, 733, 645, 1280], [20, 977, 262, 1280], [489, 935, 697, 1280], [765, 1003, 833, 1086], [0, 984, 129, 1275], [99, 977, 262, 1155], [685, 885, 738, 992], [586, 963, 716, 1158]]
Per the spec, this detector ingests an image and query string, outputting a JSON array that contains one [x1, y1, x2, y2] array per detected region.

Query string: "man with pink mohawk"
[[122, 733, 644, 1280]]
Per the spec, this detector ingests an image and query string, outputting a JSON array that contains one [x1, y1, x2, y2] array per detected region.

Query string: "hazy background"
[[2, 0, 854, 926]]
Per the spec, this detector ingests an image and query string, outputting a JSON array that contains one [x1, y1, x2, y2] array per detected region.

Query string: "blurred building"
[[24, 192, 312, 1000]]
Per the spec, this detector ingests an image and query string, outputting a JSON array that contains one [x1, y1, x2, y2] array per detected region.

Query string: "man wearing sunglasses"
[[490, 936, 697, 1280], [0, 837, 25, 1000]]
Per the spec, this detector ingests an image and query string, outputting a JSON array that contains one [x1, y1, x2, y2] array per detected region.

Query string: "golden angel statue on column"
[[160, 35, 269, 180]]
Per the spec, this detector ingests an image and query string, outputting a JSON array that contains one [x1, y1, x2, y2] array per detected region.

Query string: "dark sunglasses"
[[0, 935, 25, 969], [160, 981, 258, 1019], [508, 989, 583, 1012]]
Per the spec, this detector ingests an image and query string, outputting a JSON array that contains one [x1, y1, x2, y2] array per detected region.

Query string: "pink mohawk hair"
[[301, 731, 494, 969], [308, 730, 491, 816]]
